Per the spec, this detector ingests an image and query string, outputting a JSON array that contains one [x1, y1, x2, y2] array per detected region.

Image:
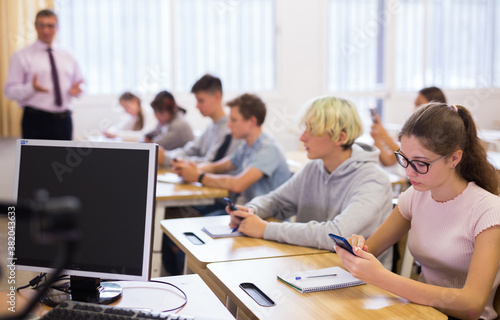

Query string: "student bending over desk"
[[227, 96, 394, 269], [337, 103, 500, 320]]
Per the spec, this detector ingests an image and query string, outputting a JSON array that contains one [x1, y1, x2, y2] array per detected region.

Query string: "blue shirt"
[[230, 132, 292, 203]]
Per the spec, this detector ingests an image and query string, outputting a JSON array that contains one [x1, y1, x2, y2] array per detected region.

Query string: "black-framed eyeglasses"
[[394, 149, 447, 174]]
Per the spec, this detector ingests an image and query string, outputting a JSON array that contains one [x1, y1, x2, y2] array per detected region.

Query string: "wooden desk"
[[151, 170, 228, 277], [0, 274, 234, 319], [207, 253, 446, 320], [161, 215, 329, 302]]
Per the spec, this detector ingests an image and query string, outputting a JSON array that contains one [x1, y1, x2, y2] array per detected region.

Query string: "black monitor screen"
[[14, 140, 157, 281]]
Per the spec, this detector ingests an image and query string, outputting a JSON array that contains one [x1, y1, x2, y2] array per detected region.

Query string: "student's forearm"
[[374, 272, 487, 320], [200, 174, 242, 193], [200, 159, 233, 174], [374, 136, 398, 166]]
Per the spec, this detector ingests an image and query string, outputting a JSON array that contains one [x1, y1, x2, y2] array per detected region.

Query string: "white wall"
[[72, 0, 500, 150]]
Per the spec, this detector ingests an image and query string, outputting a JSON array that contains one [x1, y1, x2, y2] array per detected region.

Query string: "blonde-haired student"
[[228, 96, 394, 269], [337, 103, 500, 320]]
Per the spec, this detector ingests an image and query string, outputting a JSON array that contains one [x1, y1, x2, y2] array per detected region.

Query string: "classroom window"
[[175, 0, 275, 92], [56, 0, 275, 95], [328, 0, 499, 93], [327, 0, 385, 92], [396, 0, 499, 91], [57, 0, 173, 95]]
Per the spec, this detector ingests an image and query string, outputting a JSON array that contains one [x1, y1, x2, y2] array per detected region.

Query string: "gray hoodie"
[[246, 143, 393, 269]]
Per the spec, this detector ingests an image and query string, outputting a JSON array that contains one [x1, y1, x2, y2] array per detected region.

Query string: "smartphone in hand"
[[223, 197, 238, 211], [369, 108, 378, 123], [328, 233, 355, 255]]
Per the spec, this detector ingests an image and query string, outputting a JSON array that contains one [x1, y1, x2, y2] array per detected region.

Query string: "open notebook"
[[277, 266, 364, 293]]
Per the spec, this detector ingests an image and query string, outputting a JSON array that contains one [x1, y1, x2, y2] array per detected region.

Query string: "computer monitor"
[[13, 139, 157, 304]]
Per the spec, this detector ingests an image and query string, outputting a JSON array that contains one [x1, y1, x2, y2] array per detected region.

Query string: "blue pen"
[[295, 273, 337, 280], [224, 198, 242, 232], [231, 216, 245, 232]]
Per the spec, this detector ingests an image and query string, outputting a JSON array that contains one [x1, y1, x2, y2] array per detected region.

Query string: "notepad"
[[277, 266, 364, 293], [202, 225, 244, 238], [157, 172, 183, 184]]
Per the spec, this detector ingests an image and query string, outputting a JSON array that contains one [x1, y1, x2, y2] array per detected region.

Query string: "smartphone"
[[328, 233, 355, 255], [223, 197, 238, 211], [369, 108, 378, 123]]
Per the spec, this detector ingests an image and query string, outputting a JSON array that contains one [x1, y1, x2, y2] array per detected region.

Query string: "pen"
[[295, 274, 337, 280], [231, 216, 244, 233]]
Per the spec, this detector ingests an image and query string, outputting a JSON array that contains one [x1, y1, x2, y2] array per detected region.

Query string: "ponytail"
[[456, 106, 498, 194]]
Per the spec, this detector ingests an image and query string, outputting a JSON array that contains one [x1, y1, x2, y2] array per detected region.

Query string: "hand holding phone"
[[224, 197, 243, 232], [328, 233, 355, 255], [224, 197, 238, 211], [369, 108, 378, 123]]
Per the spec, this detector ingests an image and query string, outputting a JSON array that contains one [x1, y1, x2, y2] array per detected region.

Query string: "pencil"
[[295, 273, 337, 280]]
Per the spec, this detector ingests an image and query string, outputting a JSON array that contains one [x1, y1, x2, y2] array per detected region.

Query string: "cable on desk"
[[16, 273, 47, 291], [147, 279, 188, 312], [15, 276, 188, 313]]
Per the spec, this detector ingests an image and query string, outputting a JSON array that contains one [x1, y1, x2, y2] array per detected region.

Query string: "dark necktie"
[[47, 47, 62, 106], [213, 134, 233, 161]]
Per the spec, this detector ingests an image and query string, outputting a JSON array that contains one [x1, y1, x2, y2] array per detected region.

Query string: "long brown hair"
[[398, 103, 498, 194], [119, 92, 144, 131]]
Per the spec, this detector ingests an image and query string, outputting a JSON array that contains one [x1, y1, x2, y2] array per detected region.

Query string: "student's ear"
[[213, 91, 222, 102], [250, 115, 258, 126], [337, 131, 347, 144], [451, 149, 463, 168]]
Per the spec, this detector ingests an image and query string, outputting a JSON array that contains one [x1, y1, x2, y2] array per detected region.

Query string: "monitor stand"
[[41, 276, 122, 306]]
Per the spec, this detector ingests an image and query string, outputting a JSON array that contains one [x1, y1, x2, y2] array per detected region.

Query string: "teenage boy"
[[158, 74, 241, 165], [173, 93, 292, 205], [227, 96, 394, 269]]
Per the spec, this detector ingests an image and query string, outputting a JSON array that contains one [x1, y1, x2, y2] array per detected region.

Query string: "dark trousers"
[[22, 107, 73, 140]]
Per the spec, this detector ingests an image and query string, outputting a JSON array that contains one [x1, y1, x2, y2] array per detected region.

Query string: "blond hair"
[[299, 96, 362, 149]]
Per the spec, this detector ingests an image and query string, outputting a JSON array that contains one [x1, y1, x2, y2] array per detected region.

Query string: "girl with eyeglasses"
[[337, 103, 500, 320]]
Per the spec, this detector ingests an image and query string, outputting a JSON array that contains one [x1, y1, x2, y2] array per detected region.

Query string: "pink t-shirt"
[[398, 182, 500, 320]]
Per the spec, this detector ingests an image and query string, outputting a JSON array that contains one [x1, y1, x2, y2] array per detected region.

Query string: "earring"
[[451, 164, 456, 169]]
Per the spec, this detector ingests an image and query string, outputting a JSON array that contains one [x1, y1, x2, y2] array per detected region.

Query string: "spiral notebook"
[[277, 266, 364, 293]]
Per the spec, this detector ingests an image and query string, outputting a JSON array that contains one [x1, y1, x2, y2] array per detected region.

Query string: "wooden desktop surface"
[[161, 215, 329, 302], [207, 253, 446, 320], [161, 215, 329, 271], [156, 169, 228, 202], [0, 274, 234, 319], [156, 180, 228, 201]]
